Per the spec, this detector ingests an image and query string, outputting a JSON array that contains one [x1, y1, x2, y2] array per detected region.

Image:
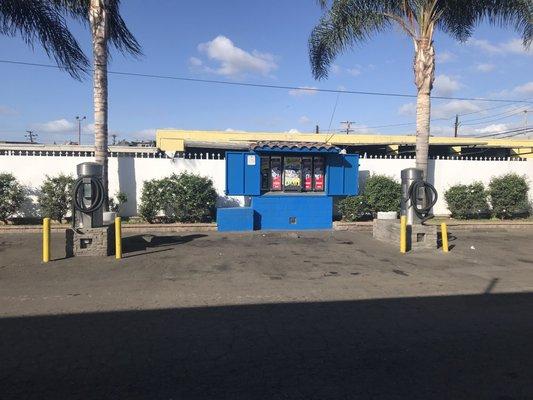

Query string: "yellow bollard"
[[400, 215, 407, 254], [42, 217, 50, 263], [115, 216, 122, 259], [441, 222, 449, 253]]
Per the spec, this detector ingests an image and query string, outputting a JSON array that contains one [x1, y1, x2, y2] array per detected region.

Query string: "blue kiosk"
[[217, 141, 359, 231]]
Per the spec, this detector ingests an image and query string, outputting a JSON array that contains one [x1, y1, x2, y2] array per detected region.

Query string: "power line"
[[460, 104, 524, 123], [360, 101, 530, 130], [473, 126, 532, 138], [1, 58, 533, 104], [462, 108, 530, 126]]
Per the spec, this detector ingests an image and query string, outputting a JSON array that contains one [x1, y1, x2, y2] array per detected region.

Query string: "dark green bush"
[[364, 175, 401, 215], [139, 178, 166, 223], [109, 192, 128, 215], [38, 174, 75, 223], [139, 173, 218, 223], [444, 182, 490, 219], [338, 195, 372, 221], [488, 173, 530, 219], [0, 173, 25, 223]]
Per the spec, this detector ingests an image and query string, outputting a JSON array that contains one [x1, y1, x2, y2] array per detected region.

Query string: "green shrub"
[[169, 173, 218, 222], [338, 195, 372, 221], [38, 174, 75, 223], [488, 173, 530, 219], [444, 182, 490, 219], [139, 173, 218, 223], [109, 192, 128, 215], [0, 173, 25, 223], [139, 178, 165, 223], [364, 175, 401, 215]]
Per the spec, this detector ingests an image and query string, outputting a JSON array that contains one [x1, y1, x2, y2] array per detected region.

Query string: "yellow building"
[[156, 129, 533, 158]]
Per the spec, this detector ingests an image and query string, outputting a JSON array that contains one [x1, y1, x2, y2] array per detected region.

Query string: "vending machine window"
[[302, 157, 313, 192], [270, 156, 282, 191], [313, 157, 325, 191], [283, 157, 302, 191], [260, 156, 270, 191]]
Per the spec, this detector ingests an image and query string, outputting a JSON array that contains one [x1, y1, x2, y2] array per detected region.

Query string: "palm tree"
[[0, 0, 88, 79], [309, 0, 531, 178], [57, 0, 141, 206]]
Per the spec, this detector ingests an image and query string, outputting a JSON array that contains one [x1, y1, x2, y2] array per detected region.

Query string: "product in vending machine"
[[303, 157, 313, 191], [271, 167, 282, 190], [270, 157, 282, 190], [314, 157, 324, 191], [314, 173, 324, 190], [305, 173, 312, 190]]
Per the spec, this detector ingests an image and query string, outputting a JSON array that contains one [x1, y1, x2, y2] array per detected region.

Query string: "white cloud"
[[494, 81, 533, 98], [286, 129, 300, 133], [398, 102, 416, 116], [330, 64, 362, 76], [298, 116, 311, 125], [288, 86, 318, 96], [83, 123, 95, 134], [513, 81, 533, 96], [476, 63, 495, 73], [467, 38, 531, 56], [438, 51, 456, 63], [33, 118, 75, 133], [193, 35, 277, 78], [134, 128, 156, 139], [431, 125, 455, 136], [433, 74, 462, 96], [502, 38, 531, 55], [433, 100, 482, 118], [188, 56, 203, 67], [0, 105, 17, 116], [346, 67, 361, 76], [475, 124, 509, 134]]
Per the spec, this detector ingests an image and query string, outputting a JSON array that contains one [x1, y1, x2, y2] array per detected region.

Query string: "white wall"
[[1, 153, 531, 217]]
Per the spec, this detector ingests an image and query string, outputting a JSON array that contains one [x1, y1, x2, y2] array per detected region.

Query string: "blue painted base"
[[217, 207, 254, 232], [252, 195, 332, 230]]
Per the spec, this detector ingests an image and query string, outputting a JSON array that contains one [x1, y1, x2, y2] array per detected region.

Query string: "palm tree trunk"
[[413, 37, 435, 179], [89, 0, 109, 208]]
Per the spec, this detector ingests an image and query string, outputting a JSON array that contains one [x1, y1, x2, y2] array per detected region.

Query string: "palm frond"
[[437, 0, 532, 46], [309, 0, 404, 79], [0, 0, 88, 79], [54, 0, 142, 57]]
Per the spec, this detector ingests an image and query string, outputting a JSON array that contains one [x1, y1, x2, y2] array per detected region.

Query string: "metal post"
[[42, 217, 50, 262], [400, 216, 407, 254], [76, 116, 86, 145], [115, 217, 122, 259], [441, 223, 449, 253]]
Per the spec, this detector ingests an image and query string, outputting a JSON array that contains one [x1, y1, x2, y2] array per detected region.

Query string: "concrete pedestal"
[[66, 226, 114, 257], [373, 219, 438, 251]]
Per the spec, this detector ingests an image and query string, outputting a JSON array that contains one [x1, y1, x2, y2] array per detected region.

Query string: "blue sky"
[[0, 0, 531, 144]]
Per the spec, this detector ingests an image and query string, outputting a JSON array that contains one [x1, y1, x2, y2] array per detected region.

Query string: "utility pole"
[[340, 121, 356, 134], [25, 130, 37, 143], [454, 114, 460, 137], [111, 134, 117, 145], [75, 115, 86, 145], [524, 110, 529, 135], [315, 125, 319, 134]]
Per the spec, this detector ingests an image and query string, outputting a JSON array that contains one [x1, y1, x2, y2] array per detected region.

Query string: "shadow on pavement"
[[122, 234, 208, 254], [1, 292, 532, 399]]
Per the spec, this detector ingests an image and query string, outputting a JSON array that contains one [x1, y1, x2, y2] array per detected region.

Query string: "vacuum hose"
[[408, 180, 438, 223], [72, 177, 105, 228]]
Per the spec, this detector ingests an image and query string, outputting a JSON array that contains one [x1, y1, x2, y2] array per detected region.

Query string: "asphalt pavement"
[[1, 229, 532, 399]]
